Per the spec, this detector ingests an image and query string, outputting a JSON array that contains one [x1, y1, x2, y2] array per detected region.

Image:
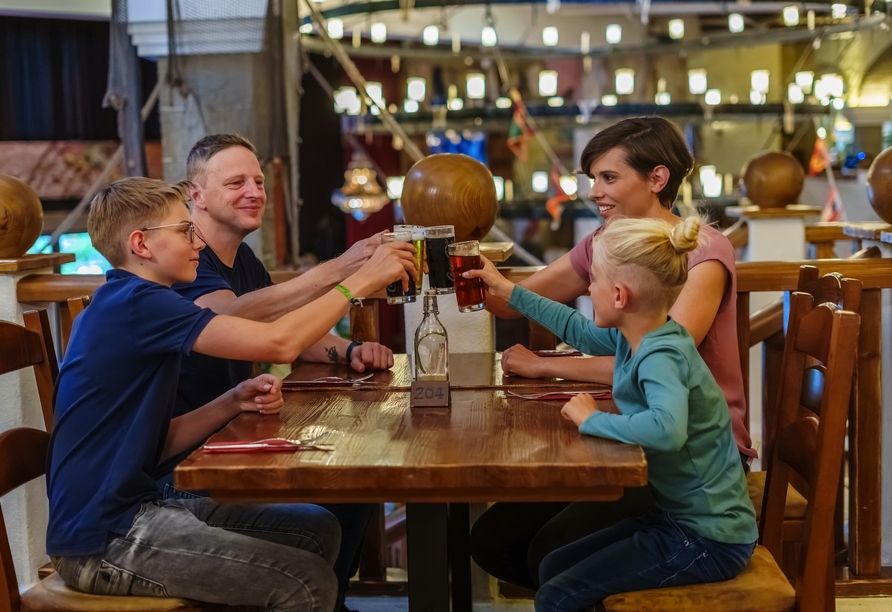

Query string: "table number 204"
[[409, 381, 451, 407]]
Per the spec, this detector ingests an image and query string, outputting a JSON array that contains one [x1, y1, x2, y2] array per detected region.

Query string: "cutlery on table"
[[282, 373, 375, 386], [203, 438, 335, 453], [504, 389, 612, 401]]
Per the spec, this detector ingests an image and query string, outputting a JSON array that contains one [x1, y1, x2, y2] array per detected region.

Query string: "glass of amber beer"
[[394, 224, 425, 292], [381, 231, 417, 304], [447, 240, 486, 312]]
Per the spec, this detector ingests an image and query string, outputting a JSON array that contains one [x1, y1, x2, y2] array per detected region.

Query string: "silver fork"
[[504, 389, 611, 400], [286, 373, 375, 384]]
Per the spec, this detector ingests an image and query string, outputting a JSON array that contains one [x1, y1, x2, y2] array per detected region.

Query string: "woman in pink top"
[[470, 116, 755, 592]]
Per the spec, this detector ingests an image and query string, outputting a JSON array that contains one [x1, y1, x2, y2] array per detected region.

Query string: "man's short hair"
[[88, 177, 190, 267], [186, 134, 257, 185]]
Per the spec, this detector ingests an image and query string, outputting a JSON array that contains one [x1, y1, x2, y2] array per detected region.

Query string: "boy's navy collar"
[[106, 268, 136, 281]]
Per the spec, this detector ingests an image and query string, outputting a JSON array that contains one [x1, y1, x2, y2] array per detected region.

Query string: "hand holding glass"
[[447, 240, 486, 312], [381, 231, 417, 304]]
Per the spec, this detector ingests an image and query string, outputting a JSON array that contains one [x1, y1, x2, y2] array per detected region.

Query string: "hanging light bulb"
[[783, 6, 800, 26], [831, 4, 847, 18], [668, 19, 684, 40], [532, 171, 549, 193], [606, 24, 622, 44], [387, 177, 405, 200], [728, 13, 745, 33], [299, 23, 313, 34], [495, 97, 512, 108], [542, 26, 559, 46], [655, 92, 671, 105], [366, 82, 384, 115], [601, 94, 618, 106], [822, 74, 844, 97], [547, 96, 564, 106], [795, 71, 814, 94], [538, 70, 558, 97], [407, 77, 426, 102], [750, 89, 766, 105], [788, 83, 805, 104], [817, 126, 827, 139], [705, 89, 722, 105], [482, 26, 498, 47], [327, 18, 344, 39], [559, 175, 578, 196], [423, 25, 439, 46], [370, 22, 387, 43], [751, 70, 770, 94], [466, 73, 486, 99], [334, 87, 361, 115], [688, 69, 707, 94], [403, 99, 419, 113], [615, 69, 635, 95]]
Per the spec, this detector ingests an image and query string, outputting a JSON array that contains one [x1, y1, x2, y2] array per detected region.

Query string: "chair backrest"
[[760, 292, 859, 612], [0, 427, 50, 612], [67, 295, 90, 321], [0, 310, 58, 432]]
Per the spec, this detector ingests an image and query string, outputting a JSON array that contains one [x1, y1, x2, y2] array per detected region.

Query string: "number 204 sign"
[[410, 381, 451, 407]]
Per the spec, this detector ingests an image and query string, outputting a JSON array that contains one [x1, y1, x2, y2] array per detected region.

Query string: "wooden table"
[[176, 356, 645, 612]]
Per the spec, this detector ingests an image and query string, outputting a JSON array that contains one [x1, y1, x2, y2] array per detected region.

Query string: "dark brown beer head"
[[739, 150, 805, 208], [401, 154, 498, 242], [867, 146, 892, 223], [0, 175, 44, 257]]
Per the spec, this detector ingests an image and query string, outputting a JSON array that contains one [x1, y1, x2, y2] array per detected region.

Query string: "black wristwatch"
[[346, 340, 363, 363]]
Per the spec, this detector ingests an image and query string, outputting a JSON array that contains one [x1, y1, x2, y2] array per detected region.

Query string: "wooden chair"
[[601, 293, 860, 612], [0, 427, 201, 612], [66, 296, 90, 321], [0, 310, 58, 432]]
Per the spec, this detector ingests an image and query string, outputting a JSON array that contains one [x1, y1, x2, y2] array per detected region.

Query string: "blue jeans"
[[52, 498, 340, 612], [535, 509, 755, 612], [156, 474, 374, 609]]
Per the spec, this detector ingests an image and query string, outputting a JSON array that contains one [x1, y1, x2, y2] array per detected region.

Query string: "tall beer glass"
[[381, 231, 417, 304], [447, 240, 486, 312], [394, 224, 425, 292], [424, 225, 455, 294]]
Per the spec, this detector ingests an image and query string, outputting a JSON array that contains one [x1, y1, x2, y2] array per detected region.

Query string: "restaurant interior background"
[[4, 0, 892, 608]]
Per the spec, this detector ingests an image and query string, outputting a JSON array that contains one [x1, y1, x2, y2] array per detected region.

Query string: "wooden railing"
[[723, 221, 863, 258]]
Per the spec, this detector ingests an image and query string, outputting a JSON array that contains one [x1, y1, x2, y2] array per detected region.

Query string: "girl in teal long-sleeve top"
[[465, 216, 757, 611]]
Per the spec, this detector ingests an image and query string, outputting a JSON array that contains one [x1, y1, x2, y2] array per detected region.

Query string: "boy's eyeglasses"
[[141, 221, 195, 243]]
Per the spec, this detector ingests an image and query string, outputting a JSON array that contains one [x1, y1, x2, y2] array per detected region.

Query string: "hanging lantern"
[[332, 156, 391, 220]]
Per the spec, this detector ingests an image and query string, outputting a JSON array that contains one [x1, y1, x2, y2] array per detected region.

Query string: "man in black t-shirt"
[[162, 134, 390, 612]]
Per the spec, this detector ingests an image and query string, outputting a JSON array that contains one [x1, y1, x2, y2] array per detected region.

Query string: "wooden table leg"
[[407, 503, 450, 612], [448, 503, 472, 612]]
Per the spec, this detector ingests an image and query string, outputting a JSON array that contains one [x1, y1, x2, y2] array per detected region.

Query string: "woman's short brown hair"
[[88, 177, 190, 267], [579, 117, 694, 208]]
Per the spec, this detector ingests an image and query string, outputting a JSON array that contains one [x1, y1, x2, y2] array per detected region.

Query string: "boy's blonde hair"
[[88, 177, 190, 267], [591, 216, 702, 311]]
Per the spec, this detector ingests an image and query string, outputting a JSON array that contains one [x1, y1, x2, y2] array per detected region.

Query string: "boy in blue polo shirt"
[[47, 177, 417, 611]]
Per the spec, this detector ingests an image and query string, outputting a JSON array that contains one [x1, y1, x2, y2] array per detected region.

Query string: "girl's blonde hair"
[[591, 215, 702, 310]]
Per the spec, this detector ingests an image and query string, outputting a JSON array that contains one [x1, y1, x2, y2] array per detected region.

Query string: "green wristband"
[[335, 284, 363, 307]]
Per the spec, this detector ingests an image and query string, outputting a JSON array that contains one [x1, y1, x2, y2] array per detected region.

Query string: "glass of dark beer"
[[447, 240, 486, 312], [394, 224, 425, 292], [381, 231, 417, 305], [424, 225, 455, 295]]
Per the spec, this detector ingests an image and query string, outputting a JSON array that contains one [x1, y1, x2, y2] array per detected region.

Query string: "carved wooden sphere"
[[401, 154, 498, 242], [0, 175, 43, 258], [867, 146, 892, 224], [739, 150, 805, 208]]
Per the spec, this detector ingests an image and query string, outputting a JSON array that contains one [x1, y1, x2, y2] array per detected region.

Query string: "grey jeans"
[[52, 497, 341, 612]]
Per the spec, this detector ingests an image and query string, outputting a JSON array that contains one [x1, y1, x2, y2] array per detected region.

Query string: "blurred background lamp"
[[466, 73, 486, 99], [750, 89, 766, 105], [370, 22, 387, 43], [334, 87, 360, 115], [705, 89, 721, 105], [547, 96, 564, 107], [581, 32, 590, 53], [559, 175, 578, 196], [787, 83, 805, 104], [783, 5, 799, 26], [817, 126, 827, 139], [807, 10, 815, 30], [606, 24, 622, 44], [538, 70, 558, 97], [407, 77, 426, 101], [688, 69, 707, 94], [795, 71, 814, 94], [403, 99, 419, 113], [327, 18, 344, 39], [386, 176, 404, 199], [822, 74, 844, 97], [495, 97, 512, 108], [482, 26, 498, 47], [615, 69, 635, 95], [668, 19, 685, 39], [532, 171, 549, 193], [365, 82, 384, 114], [655, 92, 671, 105], [751, 69, 770, 93], [493, 176, 505, 201], [299, 23, 313, 34], [832, 97, 845, 110], [423, 25, 439, 45], [703, 173, 723, 197], [601, 94, 618, 106], [831, 3, 847, 18], [447, 97, 464, 111], [728, 13, 744, 33], [542, 26, 559, 46]]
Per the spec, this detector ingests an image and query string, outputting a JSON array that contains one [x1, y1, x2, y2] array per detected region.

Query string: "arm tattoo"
[[326, 346, 340, 363]]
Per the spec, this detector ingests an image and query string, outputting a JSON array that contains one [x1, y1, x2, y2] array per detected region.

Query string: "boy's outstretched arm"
[[192, 241, 417, 364], [160, 374, 283, 461]]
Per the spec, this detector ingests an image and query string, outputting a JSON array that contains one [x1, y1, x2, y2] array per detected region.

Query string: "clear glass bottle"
[[414, 291, 449, 382]]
